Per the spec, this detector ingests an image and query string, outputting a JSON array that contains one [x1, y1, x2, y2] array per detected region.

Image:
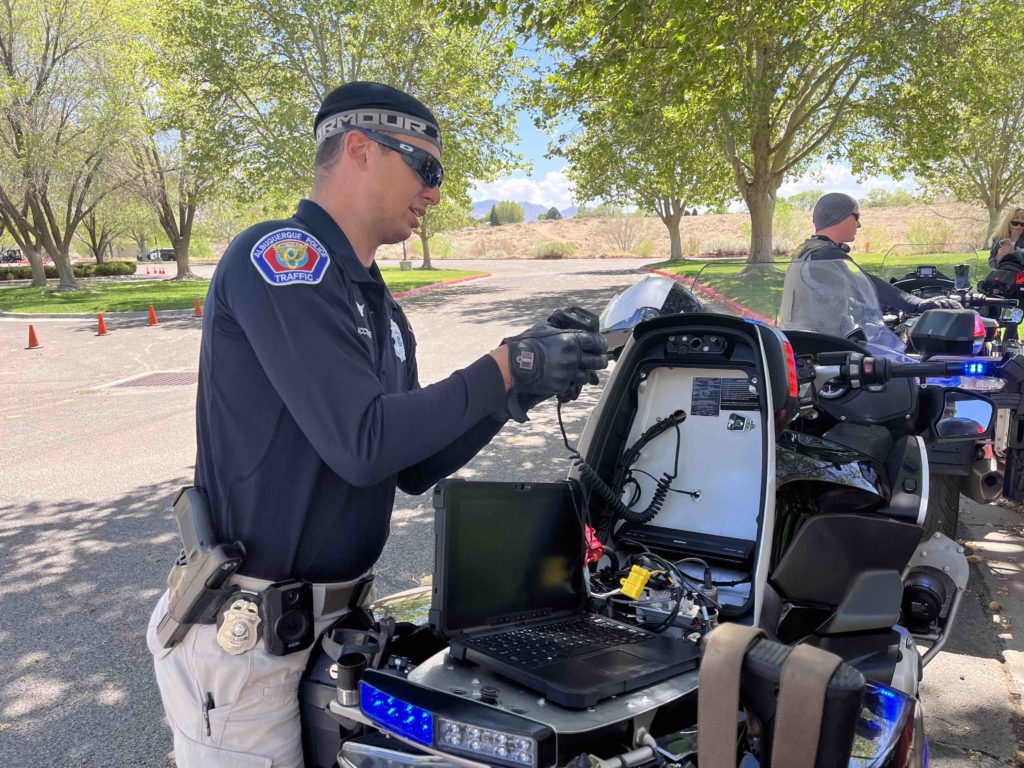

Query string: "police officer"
[[781, 192, 960, 338], [145, 81, 608, 767]]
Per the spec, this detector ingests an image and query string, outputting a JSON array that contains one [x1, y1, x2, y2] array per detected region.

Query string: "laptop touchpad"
[[582, 649, 656, 674]]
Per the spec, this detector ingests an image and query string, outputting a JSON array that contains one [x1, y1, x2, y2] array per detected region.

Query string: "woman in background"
[[989, 205, 1024, 268]]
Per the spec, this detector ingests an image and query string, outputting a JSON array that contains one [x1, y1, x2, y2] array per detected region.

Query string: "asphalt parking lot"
[[1, 258, 1023, 766]]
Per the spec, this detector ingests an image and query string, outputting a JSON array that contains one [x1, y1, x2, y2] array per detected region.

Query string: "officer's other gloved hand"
[[919, 296, 963, 310], [499, 327, 608, 423]]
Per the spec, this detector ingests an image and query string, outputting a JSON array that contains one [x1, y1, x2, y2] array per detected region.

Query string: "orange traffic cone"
[[193, 298, 203, 318], [147, 304, 158, 326], [26, 324, 40, 349], [160, 267, 165, 275], [146, 266, 151, 275], [96, 313, 108, 336]]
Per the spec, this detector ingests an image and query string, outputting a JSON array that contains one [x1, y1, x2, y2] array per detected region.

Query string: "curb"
[[0, 308, 199, 320], [0, 274, 491, 318], [642, 266, 776, 325], [390, 273, 491, 299]]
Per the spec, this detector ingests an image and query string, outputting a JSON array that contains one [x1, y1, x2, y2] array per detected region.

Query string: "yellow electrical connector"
[[619, 565, 653, 599]]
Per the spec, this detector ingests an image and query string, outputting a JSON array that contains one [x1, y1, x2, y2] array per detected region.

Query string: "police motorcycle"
[[158, 271, 988, 768], [874, 245, 1023, 357], [296, 270, 991, 768], [773, 249, 1024, 539]]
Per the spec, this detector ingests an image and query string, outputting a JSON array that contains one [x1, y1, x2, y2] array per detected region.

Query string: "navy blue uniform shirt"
[[195, 200, 507, 582]]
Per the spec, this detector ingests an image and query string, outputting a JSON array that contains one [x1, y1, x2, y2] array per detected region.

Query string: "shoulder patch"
[[250, 228, 330, 286]]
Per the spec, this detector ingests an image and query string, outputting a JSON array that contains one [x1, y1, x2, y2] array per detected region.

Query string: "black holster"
[[155, 487, 245, 648]]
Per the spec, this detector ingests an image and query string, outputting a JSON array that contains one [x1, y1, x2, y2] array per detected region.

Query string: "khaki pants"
[[146, 582, 357, 767]]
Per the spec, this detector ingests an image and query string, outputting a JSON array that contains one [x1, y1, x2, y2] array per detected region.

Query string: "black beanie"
[[314, 81, 441, 150], [813, 192, 858, 230]]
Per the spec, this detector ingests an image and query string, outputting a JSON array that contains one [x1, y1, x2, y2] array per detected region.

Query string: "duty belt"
[[204, 573, 370, 623]]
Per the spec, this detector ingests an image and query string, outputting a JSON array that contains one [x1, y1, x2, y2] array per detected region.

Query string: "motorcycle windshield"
[[688, 258, 905, 350], [599, 275, 677, 332], [877, 243, 982, 290]]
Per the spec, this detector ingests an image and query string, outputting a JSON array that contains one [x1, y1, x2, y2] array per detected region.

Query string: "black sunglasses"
[[1012, 220, 1024, 227], [357, 128, 444, 188]]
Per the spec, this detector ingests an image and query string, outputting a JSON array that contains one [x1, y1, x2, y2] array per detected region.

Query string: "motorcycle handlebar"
[[963, 293, 1018, 308], [812, 354, 967, 389]]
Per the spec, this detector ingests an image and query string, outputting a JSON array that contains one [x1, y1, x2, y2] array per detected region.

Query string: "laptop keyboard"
[[466, 615, 651, 669]]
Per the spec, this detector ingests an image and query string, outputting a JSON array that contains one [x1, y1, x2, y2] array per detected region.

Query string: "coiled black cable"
[[557, 403, 685, 527]]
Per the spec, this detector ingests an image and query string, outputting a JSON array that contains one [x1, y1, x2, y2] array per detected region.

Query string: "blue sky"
[[468, 110, 915, 211]]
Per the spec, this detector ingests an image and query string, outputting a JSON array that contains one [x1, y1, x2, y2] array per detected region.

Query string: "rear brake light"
[[783, 340, 799, 398], [973, 312, 986, 339]]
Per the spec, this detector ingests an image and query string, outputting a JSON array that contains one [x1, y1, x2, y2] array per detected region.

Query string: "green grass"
[[0, 268, 485, 314]]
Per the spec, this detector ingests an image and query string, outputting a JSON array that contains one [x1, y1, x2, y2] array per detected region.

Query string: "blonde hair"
[[993, 205, 1024, 243]]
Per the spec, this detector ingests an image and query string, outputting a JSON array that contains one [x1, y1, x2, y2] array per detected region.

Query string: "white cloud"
[[469, 169, 575, 210], [778, 163, 918, 198]]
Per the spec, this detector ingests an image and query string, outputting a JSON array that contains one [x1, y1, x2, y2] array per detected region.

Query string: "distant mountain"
[[471, 200, 576, 222]]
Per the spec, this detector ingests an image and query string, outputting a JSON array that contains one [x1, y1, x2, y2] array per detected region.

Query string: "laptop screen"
[[435, 481, 585, 634]]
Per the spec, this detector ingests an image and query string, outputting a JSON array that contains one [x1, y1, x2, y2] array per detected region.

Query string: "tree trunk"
[[746, 189, 777, 264], [25, 246, 46, 287], [986, 202, 1002, 243], [51, 247, 79, 291], [418, 228, 433, 269], [96, 242, 106, 264], [172, 234, 197, 279]]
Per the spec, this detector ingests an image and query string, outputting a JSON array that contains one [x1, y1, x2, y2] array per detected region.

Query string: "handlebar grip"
[[885, 361, 962, 379]]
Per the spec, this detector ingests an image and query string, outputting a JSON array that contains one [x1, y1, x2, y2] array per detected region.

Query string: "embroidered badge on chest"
[[250, 228, 330, 286], [390, 319, 406, 361]]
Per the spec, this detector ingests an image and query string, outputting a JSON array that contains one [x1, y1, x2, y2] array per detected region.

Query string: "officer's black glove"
[[919, 296, 963, 310], [499, 327, 608, 423]]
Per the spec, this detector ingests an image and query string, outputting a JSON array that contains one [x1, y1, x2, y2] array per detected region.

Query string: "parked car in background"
[[139, 248, 176, 262], [0, 247, 24, 263]]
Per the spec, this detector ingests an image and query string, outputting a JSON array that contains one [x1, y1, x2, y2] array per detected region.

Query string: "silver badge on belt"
[[216, 597, 261, 655]]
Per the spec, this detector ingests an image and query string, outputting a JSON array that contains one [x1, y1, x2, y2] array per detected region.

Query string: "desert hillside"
[[378, 202, 992, 262]]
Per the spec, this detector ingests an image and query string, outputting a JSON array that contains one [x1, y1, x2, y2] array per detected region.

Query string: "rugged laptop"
[[430, 479, 701, 709]]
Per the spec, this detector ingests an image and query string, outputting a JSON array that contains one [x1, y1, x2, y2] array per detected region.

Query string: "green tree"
[[543, 206, 561, 220], [0, 0, 138, 288], [863, 188, 920, 208], [171, 0, 523, 237], [413, 198, 470, 268], [563, 103, 733, 261], [785, 189, 825, 212], [461, 0, 946, 262], [488, 205, 500, 226], [860, 0, 1024, 238], [493, 200, 524, 224]]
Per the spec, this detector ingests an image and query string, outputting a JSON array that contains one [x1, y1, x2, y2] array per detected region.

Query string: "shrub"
[[600, 217, 645, 252], [635, 236, 655, 259], [0, 260, 137, 280], [529, 240, 576, 259], [482, 249, 509, 259], [857, 225, 891, 255], [698, 238, 748, 257], [492, 201, 524, 225], [542, 207, 562, 220], [410, 236, 458, 259], [683, 235, 702, 257], [863, 188, 920, 208], [906, 218, 955, 249]]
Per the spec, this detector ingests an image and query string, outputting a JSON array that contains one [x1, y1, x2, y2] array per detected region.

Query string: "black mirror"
[[935, 391, 994, 439]]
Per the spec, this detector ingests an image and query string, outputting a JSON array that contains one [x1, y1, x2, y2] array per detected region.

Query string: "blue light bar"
[[360, 681, 434, 746], [965, 362, 989, 375]]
